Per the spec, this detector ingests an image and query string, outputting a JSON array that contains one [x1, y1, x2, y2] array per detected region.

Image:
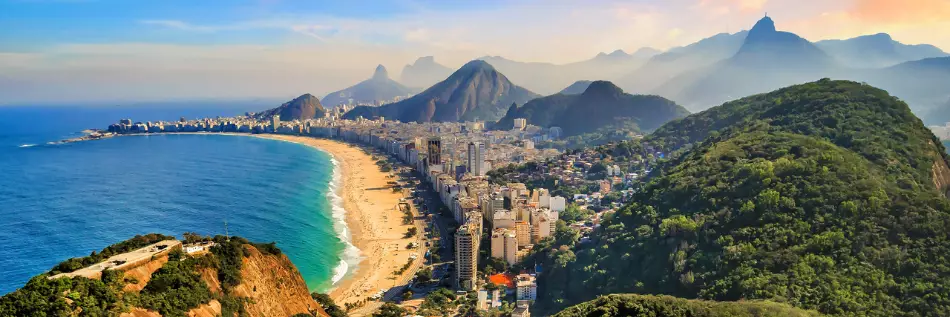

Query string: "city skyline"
[[2, 0, 948, 104]]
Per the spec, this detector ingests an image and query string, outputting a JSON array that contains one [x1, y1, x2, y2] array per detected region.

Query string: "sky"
[[1, 0, 948, 105]]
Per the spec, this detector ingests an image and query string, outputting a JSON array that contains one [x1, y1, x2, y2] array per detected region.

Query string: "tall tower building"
[[427, 137, 442, 165], [455, 223, 480, 291], [271, 115, 281, 132], [467, 142, 485, 176]]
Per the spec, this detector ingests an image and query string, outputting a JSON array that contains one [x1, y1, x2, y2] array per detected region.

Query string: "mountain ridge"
[[343, 60, 539, 122]]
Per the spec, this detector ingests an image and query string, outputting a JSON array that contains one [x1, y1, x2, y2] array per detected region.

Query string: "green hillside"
[[537, 80, 950, 316], [553, 294, 820, 317]]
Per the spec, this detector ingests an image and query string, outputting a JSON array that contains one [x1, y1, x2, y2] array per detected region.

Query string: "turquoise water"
[[0, 105, 348, 295]]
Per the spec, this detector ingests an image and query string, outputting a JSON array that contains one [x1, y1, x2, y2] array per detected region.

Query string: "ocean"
[[0, 104, 350, 295]]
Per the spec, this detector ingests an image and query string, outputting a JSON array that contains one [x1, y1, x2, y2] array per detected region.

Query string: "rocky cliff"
[[0, 235, 327, 317]]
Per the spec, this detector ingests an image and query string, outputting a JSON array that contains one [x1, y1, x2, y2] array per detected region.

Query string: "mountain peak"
[[582, 80, 624, 97], [460, 59, 495, 72], [415, 56, 436, 64], [373, 64, 389, 80], [295, 93, 317, 100], [869, 33, 893, 41], [750, 16, 776, 34], [608, 49, 628, 57]]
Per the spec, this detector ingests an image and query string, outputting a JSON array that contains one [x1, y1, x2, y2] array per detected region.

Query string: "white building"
[[549, 196, 567, 212], [477, 289, 503, 310], [516, 274, 537, 301], [530, 209, 558, 243]]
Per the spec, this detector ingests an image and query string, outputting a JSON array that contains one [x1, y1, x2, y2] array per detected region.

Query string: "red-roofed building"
[[488, 273, 515, 289]]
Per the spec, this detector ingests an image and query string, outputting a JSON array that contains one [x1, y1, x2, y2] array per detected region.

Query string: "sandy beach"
[[252, 135, 422, 311]]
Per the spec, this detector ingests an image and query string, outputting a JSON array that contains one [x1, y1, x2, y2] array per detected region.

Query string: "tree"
[[415, 267, 433, 283], [372, 302, 407, 317], [311, 292, 346, 317], [405, 227, 418, 238]]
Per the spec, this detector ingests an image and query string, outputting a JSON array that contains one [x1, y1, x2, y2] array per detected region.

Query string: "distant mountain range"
[[375, 16, 948, 122], [617, 31, 749, 94], [654, 16, 838, 110], [400, 56, 454, 89], [321, 65, 415, 108], [478, 48, 660, 95], [257, 93, 326, 120], [495, 81, 688, 136], [343, 60, 539, 122], [639, 16, 949, 113], [816, 33, 948, 68]]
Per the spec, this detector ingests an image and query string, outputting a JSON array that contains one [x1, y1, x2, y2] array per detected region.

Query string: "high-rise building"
[[271, 115, 280, 132], [468, 142, 485, 176], [515, 221, 531, 246], [456, 223, 480, 291], [427, 137, 442, 165], [490, 228, 519, 266]]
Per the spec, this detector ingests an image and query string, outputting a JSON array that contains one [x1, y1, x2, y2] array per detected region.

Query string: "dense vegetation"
[[539, 80, 950, 316], [137, 257, 214, 317], [0, 273, 124, 316], [0, 234, 283, 317], [554, 294, 820, 317], [494, 81, 689, 137], [312, 292, 346, 317], [50, 233, 176, 274]]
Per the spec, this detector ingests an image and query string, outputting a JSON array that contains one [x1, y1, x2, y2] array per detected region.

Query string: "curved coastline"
[[80, 132, 414, 306], [251, 134, 415, 309], [108, 132, 362, 288]]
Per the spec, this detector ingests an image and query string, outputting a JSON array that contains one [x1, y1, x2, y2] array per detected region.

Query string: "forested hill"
[[553, 294, 820, 317], [494, 81, 689, 136], [646, 79, 950, 191], [538, 80, 950, 316]]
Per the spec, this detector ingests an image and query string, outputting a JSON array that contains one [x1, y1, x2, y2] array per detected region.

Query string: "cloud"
[[140, 20, 218, 32], [5, 0, 949, 104], [851, 0, 950, 24]]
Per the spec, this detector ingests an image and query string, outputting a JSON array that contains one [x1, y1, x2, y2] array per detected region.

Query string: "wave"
[[18, 144, 35, 148], [326, 155, 362, 285]]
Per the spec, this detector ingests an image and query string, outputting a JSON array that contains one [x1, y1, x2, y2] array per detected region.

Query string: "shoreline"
[[63, 132, 419, 308], [251, 135, 415, 309]]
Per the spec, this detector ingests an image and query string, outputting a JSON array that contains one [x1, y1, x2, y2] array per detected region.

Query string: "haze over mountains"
[[371, 15, 947, 123], [344, 60, 539, 123], [400, 56, 454, 89], [817, 33, 948, 68], [476, 48, 661, 95], [320, 65, 415, 108]]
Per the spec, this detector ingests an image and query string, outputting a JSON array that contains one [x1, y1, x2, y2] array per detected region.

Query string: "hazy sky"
[[1, 0, 948, 104]]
